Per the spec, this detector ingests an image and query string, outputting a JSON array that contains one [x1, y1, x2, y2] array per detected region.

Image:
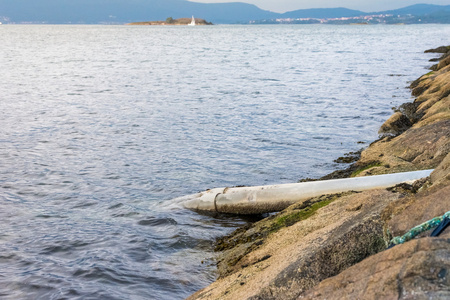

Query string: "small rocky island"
[[127, 17, 212, 25]]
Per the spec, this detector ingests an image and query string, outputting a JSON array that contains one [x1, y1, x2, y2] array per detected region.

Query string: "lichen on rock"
[[298, 237, 450, 299]]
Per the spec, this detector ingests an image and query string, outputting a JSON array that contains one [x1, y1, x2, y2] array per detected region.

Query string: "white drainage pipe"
[[183, 169, 433, 215]]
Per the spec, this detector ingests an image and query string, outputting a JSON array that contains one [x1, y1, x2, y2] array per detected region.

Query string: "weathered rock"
[[297, 154, 450, 300], [298, 153, 450, 299], [298, 237, 450, 299], [429, 52, 450, 62], [426, 46, 450, 71], [188, 190, 402, 300], [297, 62, 450, 299], [214, 192, 359, 278], [357, 62, 450, 176], [357, 119, 450, 176], [188, 46, 450, 300], [396, 101, 422, 123], [387, 184, 449, 236], [437, 55, 450, 71], [430, 152, 450, 187], [333, 150, 361, 164], [425, 46, 450, 53], [382, 152, 449, 233], [378, 111, 412, 137], [411, 80, 431, 96], [299, 147, 450, 300], [417, 95, 450, 128], [441, 51, 450, 61]]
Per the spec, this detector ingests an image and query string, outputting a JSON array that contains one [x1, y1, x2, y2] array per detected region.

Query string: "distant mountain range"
[[0, 1, 449, 24], [279, 8, 364, 19]]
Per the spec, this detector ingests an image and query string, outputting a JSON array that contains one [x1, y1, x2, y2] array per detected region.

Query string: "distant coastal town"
[[253, 13, 442, 24]]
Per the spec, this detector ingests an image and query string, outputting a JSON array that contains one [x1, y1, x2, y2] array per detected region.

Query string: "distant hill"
[[1, 1, 450, 24], [278, 4, 450, 21], [376, 4, 450, 16], [280, 7, 364, 19], [0, 0, 276, 24], [376, 4, 450, 24], [259, 4, 450, 24]]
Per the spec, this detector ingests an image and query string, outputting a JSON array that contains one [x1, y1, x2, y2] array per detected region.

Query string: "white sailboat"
[[188, 16, 196, 26]]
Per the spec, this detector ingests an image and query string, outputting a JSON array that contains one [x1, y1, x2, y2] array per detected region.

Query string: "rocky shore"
[[188, 46, 450, 300]]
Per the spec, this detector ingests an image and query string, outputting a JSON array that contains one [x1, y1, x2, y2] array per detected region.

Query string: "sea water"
[[0, 24, 449, 299]]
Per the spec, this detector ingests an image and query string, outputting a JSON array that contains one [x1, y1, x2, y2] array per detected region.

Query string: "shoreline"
[[188, 46, 450, 299]]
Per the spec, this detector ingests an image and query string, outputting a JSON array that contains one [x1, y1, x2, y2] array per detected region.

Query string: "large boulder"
[[378, 111, 412, 137], [299, 237, 450, 299]]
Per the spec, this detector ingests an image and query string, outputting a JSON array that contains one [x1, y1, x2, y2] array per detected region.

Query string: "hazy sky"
[[191, 0, 450, 13]]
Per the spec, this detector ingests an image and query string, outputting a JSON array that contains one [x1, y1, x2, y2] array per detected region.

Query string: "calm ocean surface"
[[1, 24, 449, 299]]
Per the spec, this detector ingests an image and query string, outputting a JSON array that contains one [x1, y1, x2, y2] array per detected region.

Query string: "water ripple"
[[0, 24, 449, 300]]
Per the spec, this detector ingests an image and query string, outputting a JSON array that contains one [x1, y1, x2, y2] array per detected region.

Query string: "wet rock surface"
[[425, 45, 450, 53], [188, 46, 450, 300], [378, 111, 412, 137]]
